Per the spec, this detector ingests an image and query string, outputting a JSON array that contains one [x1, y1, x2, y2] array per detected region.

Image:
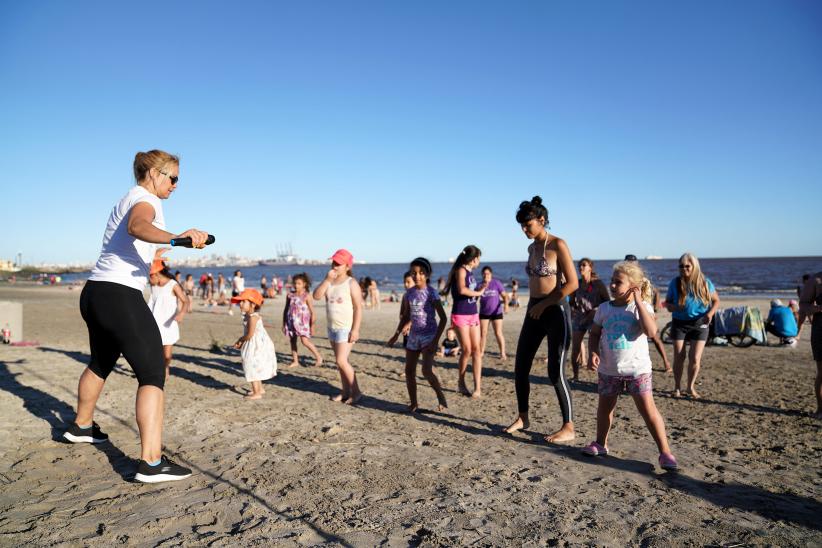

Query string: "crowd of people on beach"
[[58, 150, 822, 485]]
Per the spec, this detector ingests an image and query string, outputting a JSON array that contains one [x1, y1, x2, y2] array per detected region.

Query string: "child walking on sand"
[[584, 261, 678, 470], [387, 257, 448, 412], [232, 289, 277, 400], [148, 253, 187, 380], [313, 249, 363, 404], [282, 272, 323, 367]]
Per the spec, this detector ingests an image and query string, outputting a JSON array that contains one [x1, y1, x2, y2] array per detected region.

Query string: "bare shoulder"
[[550, 236, 569, 251]]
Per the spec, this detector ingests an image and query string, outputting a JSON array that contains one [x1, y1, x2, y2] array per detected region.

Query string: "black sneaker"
[[134, 456, 192, 483], [63, 422, 109, 444]]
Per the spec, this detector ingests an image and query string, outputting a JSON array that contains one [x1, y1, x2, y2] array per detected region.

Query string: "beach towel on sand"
[[714, 306, 766, 344]]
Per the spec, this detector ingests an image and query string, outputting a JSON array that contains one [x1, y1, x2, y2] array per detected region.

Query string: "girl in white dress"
[[232, 289, 277, 400], [148, 257, 187, 380]]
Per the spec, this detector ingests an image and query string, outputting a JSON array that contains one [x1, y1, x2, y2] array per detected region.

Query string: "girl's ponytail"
[[442, 245, 481, 296], [639, 277, 654, 304]]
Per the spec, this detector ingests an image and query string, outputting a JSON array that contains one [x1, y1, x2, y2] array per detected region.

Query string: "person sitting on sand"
[[665, 252, 720, 399], [232, 289, 277, 400], [282, 272, 323, 367], [437, 327, 462, 358], [582, 260, 678, 471], [313, 249, 363, 404], [765, 299, 798, 347], [387, 257, 448, 412]]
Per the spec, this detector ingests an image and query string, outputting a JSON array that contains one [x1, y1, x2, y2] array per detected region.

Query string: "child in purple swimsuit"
[[388, 257, 448, 412]]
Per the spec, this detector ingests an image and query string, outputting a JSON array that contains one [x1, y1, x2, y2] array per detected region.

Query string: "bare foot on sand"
[[470, 391, 482, 399], [673, 389, 682, 398], [330, 393, 346, 402], [458, 382, 471, 397], [544, 423, 575, 443], [437, 396, 448, 411], [314, 357, 323, 367], [504, 416, 529, 434], [500, 354, 508, 362], [287, 361, 299, 368], [406, 404, 418, 413], [244, 393, 262, 400], [344, 392, 362, 405], [688, 388, 701, 399]]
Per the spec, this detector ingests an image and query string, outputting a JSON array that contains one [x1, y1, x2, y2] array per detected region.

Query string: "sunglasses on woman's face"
[[160, 170, 179, 185], [679, 264, 692, 269]]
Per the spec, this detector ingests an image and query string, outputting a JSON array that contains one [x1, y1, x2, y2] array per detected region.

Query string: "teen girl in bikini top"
[[525, 237, 558, 279]]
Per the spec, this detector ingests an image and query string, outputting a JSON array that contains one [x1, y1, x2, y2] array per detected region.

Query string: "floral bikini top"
[[525, 237, 558, 278]]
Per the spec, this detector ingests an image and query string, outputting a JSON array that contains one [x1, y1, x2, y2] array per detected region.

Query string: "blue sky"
[[2, 1, 820, 265]]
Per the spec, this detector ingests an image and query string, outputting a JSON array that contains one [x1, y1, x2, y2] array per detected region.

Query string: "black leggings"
[[514, 297, 572, 422], [80, 280, 165, 389]]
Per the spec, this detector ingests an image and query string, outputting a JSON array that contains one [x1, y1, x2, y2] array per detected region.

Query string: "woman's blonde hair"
[[677, 252, 711, 307], [133, 150, 179, 182], [613, 260, 654, 303]]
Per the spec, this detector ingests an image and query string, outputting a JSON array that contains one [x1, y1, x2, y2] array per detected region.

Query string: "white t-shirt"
[[89, 186, 165, 291], [592, 300, 654, 377], [232, 276, 245, 293]]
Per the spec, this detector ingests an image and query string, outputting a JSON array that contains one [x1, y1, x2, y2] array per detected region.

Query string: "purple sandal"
[[582, 441, 608, 456], [659, 452, 679, 470]]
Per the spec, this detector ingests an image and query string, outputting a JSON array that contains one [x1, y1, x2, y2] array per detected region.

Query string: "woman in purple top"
[[478, 266, 510, 361], [443, 245, 487, 398]]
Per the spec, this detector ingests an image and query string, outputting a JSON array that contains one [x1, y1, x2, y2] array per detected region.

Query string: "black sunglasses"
[[160, 170, 178, 185], [678, 264, 692, 269]]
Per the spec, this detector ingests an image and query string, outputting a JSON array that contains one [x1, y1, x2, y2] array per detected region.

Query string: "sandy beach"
[[0, 283, 820, 546]]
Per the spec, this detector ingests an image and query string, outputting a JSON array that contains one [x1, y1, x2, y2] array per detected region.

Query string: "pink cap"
[[330, 248, 353, 267]]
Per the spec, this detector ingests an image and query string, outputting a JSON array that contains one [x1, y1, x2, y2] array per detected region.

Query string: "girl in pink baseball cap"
[[313, 249, 364, 404]]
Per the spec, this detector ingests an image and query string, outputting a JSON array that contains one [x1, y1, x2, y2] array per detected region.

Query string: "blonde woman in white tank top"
[[313, 249, 364, 404]]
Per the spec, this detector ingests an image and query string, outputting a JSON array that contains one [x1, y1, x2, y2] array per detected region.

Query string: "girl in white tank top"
[[313, 249, 364, 404], [148, 258, 188, 380]]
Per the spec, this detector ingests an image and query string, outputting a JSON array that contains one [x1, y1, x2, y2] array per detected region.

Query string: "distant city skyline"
[[2, 1, 821, 264]]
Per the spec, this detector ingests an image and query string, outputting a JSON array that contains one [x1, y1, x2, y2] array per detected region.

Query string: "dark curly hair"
[[515, 195, 549, 227], [293, 272, 311, 290]]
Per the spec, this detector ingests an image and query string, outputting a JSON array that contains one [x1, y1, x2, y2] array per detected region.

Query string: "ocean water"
[[55, 256, 821, 297]]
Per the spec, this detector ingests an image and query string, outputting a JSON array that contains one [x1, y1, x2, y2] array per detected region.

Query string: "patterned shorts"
[[407, 331, 436, 352], [598, 372, 653, 396]]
